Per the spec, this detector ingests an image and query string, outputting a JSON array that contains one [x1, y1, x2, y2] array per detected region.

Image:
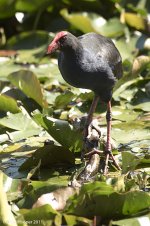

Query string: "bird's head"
[[47, 31, 68, 54]]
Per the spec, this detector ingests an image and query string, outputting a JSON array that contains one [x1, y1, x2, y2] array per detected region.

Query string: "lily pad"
[[123, 12, 146, 30], [60, 9, 96, 33], [0, 94, 20, 113], [63, 214, 92, 226], [0, 0, 16, 18], [0, 59, 22, 79], [122, 151, 150, 173], [6, 31, 49, 50], [16, 0, 49, 12], [19, 144, 75, 171], [112, 213, 150, 226], [115, 36, 138, 61], [8, 70, 47, 108], [4, 129, 42, 143], [132, 102, 150, 112], [112, 107, 139, 122], [94, 17, 124, 38], [61, 9, 124, 38], [0, 171, 17, 226], [66, 181, 150, 218], [54, 90, 75, 109], [33, 61, 62, 82], [18, 205, 58, 226], [33, 114, 82, 152], [112, 121, 150, 144], [0, 112, 40, 131], [2, 172, 28, 201], [113, 77, 142, 101]]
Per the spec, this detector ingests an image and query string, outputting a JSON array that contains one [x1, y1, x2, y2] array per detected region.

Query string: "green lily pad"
[[19, 144, 75, 171], [18, 175, 70, 207], [0, 0, 16, 18], [113, 77, 142, 101], [112, 213, 150, 226], [5, 129, 42, 143], [124, 12, 146, 30], [33, 114, 82, 152], [132, 102, 150, 112], [122, 151, 149, 173], [63, 214, 92, 226], [18, 205, 58, 226], [44, 91, 60, 106], [115, 36, 138, 61], [31, 61, 62, 82], [66, 181, 150, 218], [16, 0, 49, 12], [0, 94, 20, 113], [112, 121, 150, 144], [0, 59, 22, 79], [112, 107, 139, 122], [61, 9, 124, 38], [54, 90, 75, 109], [0, 171, 17, 226], [60, 9, 96, 33], [16, 47, 46, 64], [0, 112, 40, 131], [2, 172, 28, 201], [6, 31, 49, 50], [0, 110, 42, 142], [94, 17, 124, 38], [8, 70, 47, 108]]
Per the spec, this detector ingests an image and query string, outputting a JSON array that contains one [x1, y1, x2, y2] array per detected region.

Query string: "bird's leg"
[[83, 96, 99, 138], [82, 96, 99, 158], [104, 101, 121, 174], [104, 101, 112, 174], [106, 101, 112, 152]]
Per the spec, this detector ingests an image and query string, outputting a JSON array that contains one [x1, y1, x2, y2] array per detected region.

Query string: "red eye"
[[60, 36, 66, 42], [58, 36, 67, 47]]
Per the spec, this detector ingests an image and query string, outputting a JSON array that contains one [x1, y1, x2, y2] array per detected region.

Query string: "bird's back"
[[78, 33, 123, 79], [58, 32, 123, 102]]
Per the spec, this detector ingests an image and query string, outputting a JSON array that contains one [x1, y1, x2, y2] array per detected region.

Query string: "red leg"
[[104, 101, 121, 174], [106, 101, 112, 152], [82, 96, 99, 157], [104, 101, 112, 174], [83, 96, 99, 139], [82, 98, 121, 173]]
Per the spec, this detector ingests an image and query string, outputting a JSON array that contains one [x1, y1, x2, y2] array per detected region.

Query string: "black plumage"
[[47, 31, 122, 173], [57, 32, 122, 102]]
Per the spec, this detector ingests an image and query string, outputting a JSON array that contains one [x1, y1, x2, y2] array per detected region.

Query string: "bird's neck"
[[62, 40, 83, 60]]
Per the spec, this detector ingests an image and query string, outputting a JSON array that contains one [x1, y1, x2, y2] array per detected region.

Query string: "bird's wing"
[[78, 33, 123, 79]]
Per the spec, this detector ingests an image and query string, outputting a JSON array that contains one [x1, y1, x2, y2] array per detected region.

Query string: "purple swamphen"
[[47, 31, 122, 174]]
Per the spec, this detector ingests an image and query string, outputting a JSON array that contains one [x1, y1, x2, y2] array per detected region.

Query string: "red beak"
[[47, 40, 59, 54]]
